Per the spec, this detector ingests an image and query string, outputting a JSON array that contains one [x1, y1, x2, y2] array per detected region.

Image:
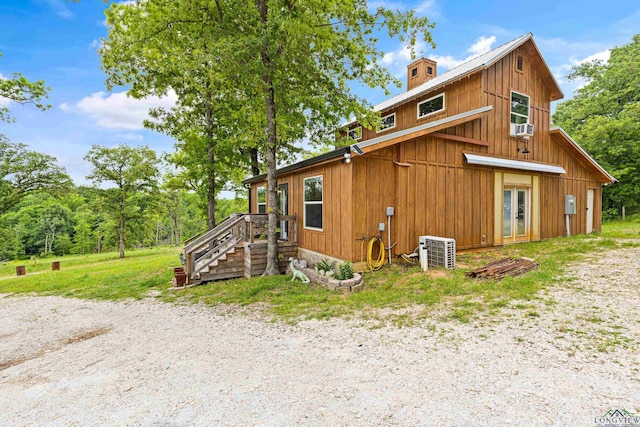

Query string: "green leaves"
[[0, 52, 51, 124], [0, 137, 72, 215], [553, 34, 640, 216]]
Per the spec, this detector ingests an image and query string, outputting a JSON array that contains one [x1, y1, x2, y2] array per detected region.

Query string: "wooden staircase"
[[184, 213, 298, 286]]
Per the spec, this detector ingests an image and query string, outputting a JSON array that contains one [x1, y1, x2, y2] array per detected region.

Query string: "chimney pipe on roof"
[[407, 58, 437, 91]]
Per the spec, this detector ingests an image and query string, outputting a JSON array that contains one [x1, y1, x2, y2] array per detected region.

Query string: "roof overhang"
[[351, 105, 493, 155], [464, 153, 566, 174], [549, 127, 616, 184], [242, 146, 351, 185]]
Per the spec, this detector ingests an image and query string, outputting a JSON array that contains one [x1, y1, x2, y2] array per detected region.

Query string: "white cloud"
[[88, 39, 102, 50], [45, 0, 73, 19], [414, 0, 439, 17], [116, 132, 144, 141], [580, 50, 611, 64], [66, 90, 178, 130], [0, 73, 11, 108], [427, 35, 497, 71], [467, 35, 496, 56]]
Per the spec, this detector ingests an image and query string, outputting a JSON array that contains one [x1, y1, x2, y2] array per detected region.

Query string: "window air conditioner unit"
[[418, 236, 456, 269], [515, 123, 534, 137]]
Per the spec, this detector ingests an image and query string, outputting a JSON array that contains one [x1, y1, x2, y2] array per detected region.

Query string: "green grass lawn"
[[1, 221, 638, 322], [0, 247, 180, 300]]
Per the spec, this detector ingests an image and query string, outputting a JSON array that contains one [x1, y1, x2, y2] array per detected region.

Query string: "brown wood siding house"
[[244, 33, 616, 262]]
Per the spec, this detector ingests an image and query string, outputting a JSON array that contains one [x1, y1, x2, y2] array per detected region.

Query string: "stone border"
[[293, 266, 364, 292]]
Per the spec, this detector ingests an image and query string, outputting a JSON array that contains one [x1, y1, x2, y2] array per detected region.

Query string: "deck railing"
[[184, 213, 297, 284]]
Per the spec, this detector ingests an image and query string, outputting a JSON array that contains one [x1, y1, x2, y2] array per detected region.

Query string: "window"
[[417, 93, 445, 118], [411, 67, 418, 77], [427, 66, 433, 75], [516, 55, 523, 71], [378, 112, 396, 132], [510, 91, 530, 125], [257, 186, 266, 213], [303, 175, 323, 230], [347, 126, 362, 141]]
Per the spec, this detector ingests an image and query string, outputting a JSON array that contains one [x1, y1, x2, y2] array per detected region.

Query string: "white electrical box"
[[386, 207, 395, 216], [378, 223, 385, 231]]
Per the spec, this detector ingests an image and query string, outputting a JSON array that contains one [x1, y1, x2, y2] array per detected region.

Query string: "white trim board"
[[464, 153, 566, 174]]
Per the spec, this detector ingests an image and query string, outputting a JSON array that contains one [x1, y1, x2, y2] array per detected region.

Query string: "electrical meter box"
[[565, 195, 577, 215]]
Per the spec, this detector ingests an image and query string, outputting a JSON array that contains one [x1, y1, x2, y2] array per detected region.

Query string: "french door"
[[503, 186, 530, 242]]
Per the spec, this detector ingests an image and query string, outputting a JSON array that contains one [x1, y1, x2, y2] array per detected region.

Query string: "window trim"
[[377, 112, 396, 134], [303, 175, 323, 231], [257, 186, 266, 214], [509, 90, 531, 134], [347, 126, 362, 141], [417, 93, 445, 119]]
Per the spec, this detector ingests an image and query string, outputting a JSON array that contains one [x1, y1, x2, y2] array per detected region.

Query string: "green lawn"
[[0, 247, 180, 300], [1, 221, 638, 322]]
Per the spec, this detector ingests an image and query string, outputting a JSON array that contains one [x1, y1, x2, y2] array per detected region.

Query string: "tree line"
[[0, 140, 248, 261]]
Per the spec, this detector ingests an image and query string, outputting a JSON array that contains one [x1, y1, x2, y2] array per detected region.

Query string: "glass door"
[[278, 183, 288, 240], [503, 186, 530, 243]]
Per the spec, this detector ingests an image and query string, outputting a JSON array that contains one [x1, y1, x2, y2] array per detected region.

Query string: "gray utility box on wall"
[[565, 195, 577, 215]]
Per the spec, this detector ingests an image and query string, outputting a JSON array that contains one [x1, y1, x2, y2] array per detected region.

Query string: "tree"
[[553, 34, 640, 217], [242, 1, 434, 274], [0, 137, 72, 215], [101, 0, 262, 229], [0, 52, 50, 125], [101, 1, 435, 275], [84, 144, 160, 258]]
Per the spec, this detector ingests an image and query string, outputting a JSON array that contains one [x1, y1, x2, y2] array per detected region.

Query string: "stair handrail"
[[184, 213, 246, 253], [192, 236, 241, 277]]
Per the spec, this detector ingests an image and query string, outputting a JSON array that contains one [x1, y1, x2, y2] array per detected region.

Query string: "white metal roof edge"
[[464, 153, 566, 174], [550, 127, 617, 183], [341, 34, 532, 128], [351, 105, 493, 152]]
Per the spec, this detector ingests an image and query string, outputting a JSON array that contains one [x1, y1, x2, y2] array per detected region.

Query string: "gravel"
[[1, 245, 639, 426]]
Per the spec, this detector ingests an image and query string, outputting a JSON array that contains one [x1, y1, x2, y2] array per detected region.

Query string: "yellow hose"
[[367, 236, 385, 273]]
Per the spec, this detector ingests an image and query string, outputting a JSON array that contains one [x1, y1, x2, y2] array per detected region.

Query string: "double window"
[[303, 175, 323, 230], [417, 93, 445, 119], [347, 126, 362, 141], [257, 186, 266, 213], [378, 112, 396, 133]]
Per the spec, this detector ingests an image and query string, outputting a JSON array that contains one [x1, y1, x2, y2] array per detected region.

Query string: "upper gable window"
[[257, 186, 266, 213], [417, 93, 445, 119], [347, 126, 362, 141], [378, 112, 396, 133], [411, 67, 418, 77], [510, 91, 530, 125], [516, 55, 524, 72]]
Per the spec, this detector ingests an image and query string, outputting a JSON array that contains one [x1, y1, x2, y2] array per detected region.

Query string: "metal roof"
[[464, 153, 566, 174], [549, 127, 617, 184], [342, 33, 563, 128]]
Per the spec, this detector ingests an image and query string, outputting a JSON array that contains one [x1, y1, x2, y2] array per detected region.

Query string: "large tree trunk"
[[250, 148, 260, 176], [205, 92, 217, 230], [119, 193, 125, 259], [258, 0, 280, 276]]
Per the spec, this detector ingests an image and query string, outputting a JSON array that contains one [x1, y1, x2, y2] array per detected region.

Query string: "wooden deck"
[[183, 214, 298, 286]]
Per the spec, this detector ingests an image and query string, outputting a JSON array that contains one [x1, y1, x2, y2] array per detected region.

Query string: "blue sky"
[[1, 0, 639, 187]]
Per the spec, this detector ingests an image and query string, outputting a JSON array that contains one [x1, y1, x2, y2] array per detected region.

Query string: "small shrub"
[[316, 258, 336, 273], [337, 261, 354, 280]]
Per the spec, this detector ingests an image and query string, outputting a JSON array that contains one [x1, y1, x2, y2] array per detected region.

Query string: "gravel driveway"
[[1, 245, 639, 426]]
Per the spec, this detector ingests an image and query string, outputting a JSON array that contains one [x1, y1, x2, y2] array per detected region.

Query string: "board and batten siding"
[[249, 159, 354, 261]]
